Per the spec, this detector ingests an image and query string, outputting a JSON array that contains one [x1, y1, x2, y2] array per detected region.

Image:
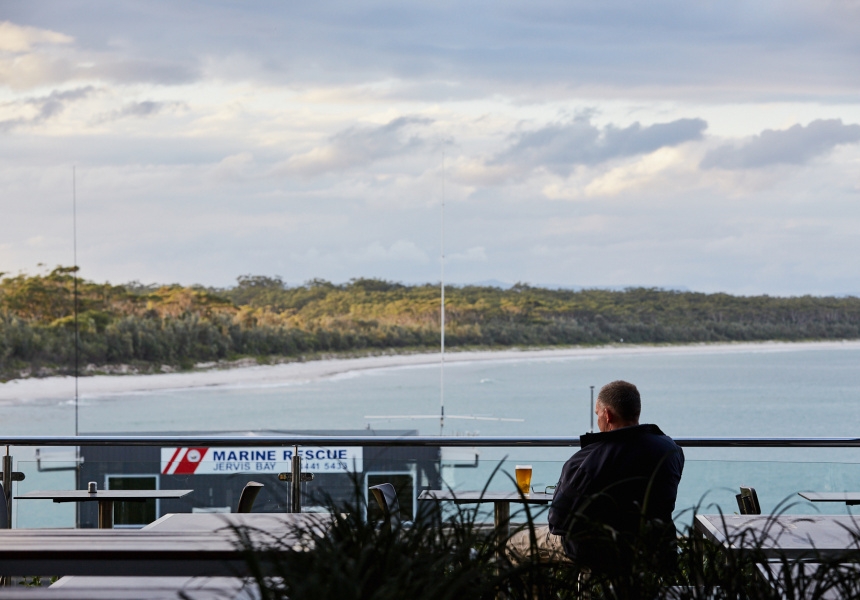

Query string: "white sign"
[[161, 446, 363, 475]]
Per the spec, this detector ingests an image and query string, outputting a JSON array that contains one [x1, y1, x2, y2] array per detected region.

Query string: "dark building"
[[78, 430, 440, 528]]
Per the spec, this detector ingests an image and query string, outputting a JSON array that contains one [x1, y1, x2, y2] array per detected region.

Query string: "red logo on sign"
[[162, 447, 209, 474]]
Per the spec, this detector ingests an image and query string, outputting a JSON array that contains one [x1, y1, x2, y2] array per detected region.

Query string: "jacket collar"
[[580, 423, 665, 447]]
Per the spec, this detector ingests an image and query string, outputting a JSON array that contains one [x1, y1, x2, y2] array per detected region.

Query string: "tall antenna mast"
[[365, 151, 523, 430], [73, 167, 80, 529], [440, 152, 445, 436], [73, 167, 79, 437]]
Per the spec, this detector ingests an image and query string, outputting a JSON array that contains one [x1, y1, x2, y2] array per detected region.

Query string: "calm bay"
[[4, 341, 860, 522]]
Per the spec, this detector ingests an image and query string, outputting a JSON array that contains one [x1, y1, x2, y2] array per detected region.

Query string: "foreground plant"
[[233, 485, 860, 600]]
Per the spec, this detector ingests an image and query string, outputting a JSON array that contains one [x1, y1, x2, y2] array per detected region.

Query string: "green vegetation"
[[243, 480, 860, 599], [2, 267, 860, 380]]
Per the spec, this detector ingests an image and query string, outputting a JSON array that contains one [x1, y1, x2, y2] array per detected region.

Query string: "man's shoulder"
[[628, 424, 682, 454]]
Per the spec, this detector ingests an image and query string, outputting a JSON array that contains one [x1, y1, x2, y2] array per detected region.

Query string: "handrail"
[[2, 436, 860, 448], [4, 435, 860, 527]]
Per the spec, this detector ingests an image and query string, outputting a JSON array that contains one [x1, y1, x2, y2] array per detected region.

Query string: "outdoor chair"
[[236, 481, 264, 513], [736, 486, 761, 515], [369, 482, 411, 531]]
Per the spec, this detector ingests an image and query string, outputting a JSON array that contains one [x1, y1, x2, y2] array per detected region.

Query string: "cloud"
[[701, 119, 860, 170], [277, 116, 434, 177], [352, 240, 429, 263], [0, 53, 75, 90], [0, 21, 73, 53], [94, 100, 187, 123], [542, 146, 697, 200], [116, 101, 170, 118], [5, 2, 860, 100], [2, 5, 860, 295], [211, 152, 255, 182], [94, 60, 198, 86], [448, 246, 487, 262], [0, 86, 96, 132], [462, 116, 706, 183], [0, 19, 198, 90]]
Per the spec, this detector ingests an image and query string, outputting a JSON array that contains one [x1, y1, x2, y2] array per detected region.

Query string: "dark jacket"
[[547, 424, 684, 572]]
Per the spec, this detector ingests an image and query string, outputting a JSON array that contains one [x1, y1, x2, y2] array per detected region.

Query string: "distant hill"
[[427, 279, 690, 292], [2, 268, 860, 380]]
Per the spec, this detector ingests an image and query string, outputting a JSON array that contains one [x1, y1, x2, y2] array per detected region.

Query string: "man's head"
[[595, 380, 641, 432]]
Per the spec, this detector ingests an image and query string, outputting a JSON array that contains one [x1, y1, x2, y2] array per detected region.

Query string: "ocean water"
[[5, 342, 860, 523], [6, 342, 858, 438]]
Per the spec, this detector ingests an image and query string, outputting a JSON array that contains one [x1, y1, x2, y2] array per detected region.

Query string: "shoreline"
[[2, 340, 860, 404]]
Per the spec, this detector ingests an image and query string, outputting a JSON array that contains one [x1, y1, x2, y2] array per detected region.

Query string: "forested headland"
[[2, 267, 860, 381]]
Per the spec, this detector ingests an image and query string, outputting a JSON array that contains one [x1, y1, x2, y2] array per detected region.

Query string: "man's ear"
[[604, 407, 616, 426]]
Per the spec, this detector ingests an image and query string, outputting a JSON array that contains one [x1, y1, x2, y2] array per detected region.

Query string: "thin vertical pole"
[[440, 152, 445, 436], [73, 167, 79, 437], [590, 386, 595, 432], [73, 167, 80, 529]]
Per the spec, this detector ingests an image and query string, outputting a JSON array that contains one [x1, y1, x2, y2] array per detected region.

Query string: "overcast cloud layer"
[[1, 1, 859, 295]]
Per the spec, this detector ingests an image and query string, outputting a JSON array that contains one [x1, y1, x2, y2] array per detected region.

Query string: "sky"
[[1, 1, 859, 295]]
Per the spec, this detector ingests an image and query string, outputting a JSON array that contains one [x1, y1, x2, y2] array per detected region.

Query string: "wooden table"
[[26, 513, 330, 598], [420, 490, 552, 561], [419, 490, 552, 538], [0, 577, 249, 600], [799, 492, 860, 506], [0, 513, 331, 577], [15, 490, 192, 528], [144, 512, 331, 537], [694, 513, 860, 560]]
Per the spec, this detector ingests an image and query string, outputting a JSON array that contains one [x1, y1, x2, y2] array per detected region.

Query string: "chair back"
[[236, 482, 264, 513], [0, 483, 7, 528], [369, 483, 401, 526], [736, 486, 761, 515]]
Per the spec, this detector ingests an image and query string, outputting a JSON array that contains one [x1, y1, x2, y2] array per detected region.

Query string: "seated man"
[[508, 380, 684, 575]]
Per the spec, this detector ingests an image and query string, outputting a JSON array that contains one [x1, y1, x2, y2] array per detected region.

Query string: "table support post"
[[693, 528, 704, 587], [97, 501, 113, 529], [494, 501, 510, 560]]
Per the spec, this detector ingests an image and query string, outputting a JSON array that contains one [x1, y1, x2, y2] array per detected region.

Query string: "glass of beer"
[[515, 465, 532, 495]]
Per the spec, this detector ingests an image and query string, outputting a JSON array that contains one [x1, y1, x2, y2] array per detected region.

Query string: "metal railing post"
[[3, 447, 12, 529], [291, 445, 301, 514], [0, 449, 7, 590], [0, 449, 7, 588]]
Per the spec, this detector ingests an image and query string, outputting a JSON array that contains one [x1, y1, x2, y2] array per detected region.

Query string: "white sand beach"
[[2, 340, 860, 404]]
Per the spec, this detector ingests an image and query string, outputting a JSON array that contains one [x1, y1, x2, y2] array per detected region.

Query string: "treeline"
[[2, 268, 860, 380]]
